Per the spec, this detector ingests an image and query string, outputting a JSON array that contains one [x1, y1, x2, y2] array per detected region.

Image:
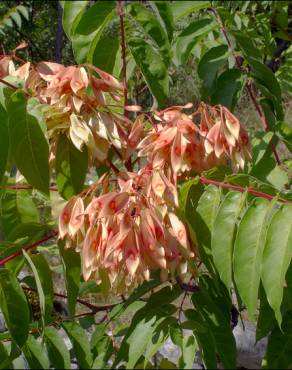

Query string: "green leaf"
[[194, 185, 222, 275], [233, 31, 261, 60], [249, 58, 282, 103], [0, 104, 8, 183], [7, 91, 49, 195], [211, 68, 244, 111], [192, 285, 236, 369], [171, 1, 210, 21], [211, 191, 246, 290], [45, 327, 71, 369], [128, 3, 170, 64], [128, 38, 169, 107], [0, 269, 30, 347], [90, 36, 120, 74], [150, 2, 174, 42], [198, 45, 229, 99], [56, 133, 88, 200], [30, 253, 54, 323], [262, 311, 292, 369], [261, 204, 292, 326], [179, 335, 196, 369], [0, 190, 39, 237], [233, 198, 271, 319], [74, 1, 116, 35], [71, 1, 116, 64], [91, 335, 113, 369], [59, 240, 81, 316], [0, 342, 10, 369], [174, 18, 215, 65], [23, 335, 49, 369], [62, 1, 88, 38], [184, 309, 217, 369], [62, 321, 93, 368]]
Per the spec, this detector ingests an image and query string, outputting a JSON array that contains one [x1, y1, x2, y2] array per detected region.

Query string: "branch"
[[22, 286, 120, 314], [176, 276, 200, 293], [0, 231, 58, 267], [199, 177, 292, 203], [0, 185, 58, 191], [118, 0, 128, 117]]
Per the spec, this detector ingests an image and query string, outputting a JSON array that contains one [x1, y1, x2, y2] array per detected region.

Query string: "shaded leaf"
[[23, 335, 49, 369], [45, 327, 70, 369], [171, 1, 210, 21], [0, 269, 30, 347], [62, 321, 93, 368], [59, 240, 81, 316], [128, 38, 169, 107], [7, 91, 49, 195], [56, 133, 88, 200], [198, 45, 229, 99]]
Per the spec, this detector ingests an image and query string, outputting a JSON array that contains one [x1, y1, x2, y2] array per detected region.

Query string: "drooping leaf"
[[30, 253, 54, 324], [174, 18, 215, 65], [74, 1, 116, 35], [62, 321, 93, 368], [71, 1, 116, 64], [198, 45, 229, 99], [211, 191, 246, 290], [90, 36, 120, 74], [248, 58, 282, 104], [179, 334, 197, 369], [59, 240, 81, 316], [171, 1, 210, 21], [150, 1, 174, 42], [23, 335, 50, 369], [233, 197, 272, 319], [7, 91, 49, 195], [61, 1, 88, 38], [128, 38, 169, 107], [128, 3, 170, 64], [211, 68, 244, 111], [0, 269, 30, 347], [55, 133, 88, 200], [262, 311, 292, 369], [184, 309, 217, 369], [45, 327, 70, 369], [192, 282, 236, 369], [261, 204, 292, 326], [233, 31, 262, 60]]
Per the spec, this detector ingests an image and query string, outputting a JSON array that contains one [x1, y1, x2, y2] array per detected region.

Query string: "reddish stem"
[[199, 177, 291, 203], [118, 0, 128, 117], [0, 231, 58, 267], [0, 78, 19, 91], [0, 185, 58, 191]]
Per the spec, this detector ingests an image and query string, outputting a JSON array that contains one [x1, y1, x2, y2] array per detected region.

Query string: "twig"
[[0, 78, 19, 91], [0, 231, 58, 267], [0, 185, 58, 191], [118, 0, 128, 117], [22, 286, 120, 314], [199, 177, 292, 203], [176, 276, 200, 293]]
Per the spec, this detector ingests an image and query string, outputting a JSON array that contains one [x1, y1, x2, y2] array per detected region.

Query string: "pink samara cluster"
[[1, 56, 251, 292]]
